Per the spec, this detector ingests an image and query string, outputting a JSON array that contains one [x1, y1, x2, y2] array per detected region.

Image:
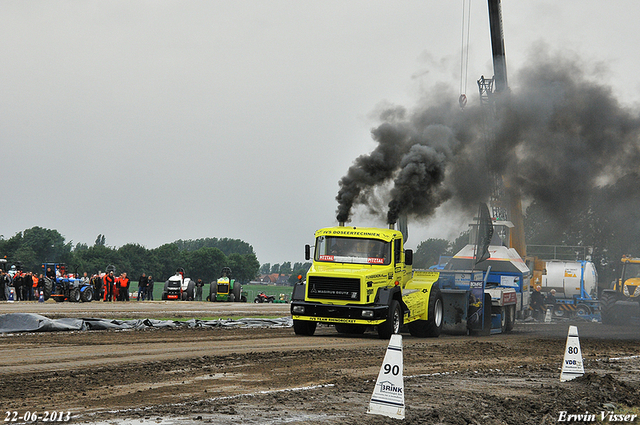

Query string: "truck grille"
[[307, 276, 360, 301], [217, 284, 229, 294]]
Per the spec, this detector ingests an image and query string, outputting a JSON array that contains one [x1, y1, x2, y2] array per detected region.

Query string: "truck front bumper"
[[290, 301, 388, 325]]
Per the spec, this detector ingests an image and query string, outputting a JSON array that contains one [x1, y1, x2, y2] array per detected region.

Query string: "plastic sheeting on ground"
[[0, 313, 293, 333]]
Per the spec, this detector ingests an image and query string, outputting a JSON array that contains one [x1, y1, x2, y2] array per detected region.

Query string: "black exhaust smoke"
[[335, 49, 640, 227]]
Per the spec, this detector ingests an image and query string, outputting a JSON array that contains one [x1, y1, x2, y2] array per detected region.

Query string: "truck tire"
[[81, 288, 93, 302], [470, 293, 492, 336], [293, 320, 317, 336], [408, 288, 443, 338], [378, 299, 402, 339], [505, 305, 515, 332], [576, 304, 591, 317], [335, 324, 367, 334], [600, 291, 622, 325], [492, 306, 508, 333]]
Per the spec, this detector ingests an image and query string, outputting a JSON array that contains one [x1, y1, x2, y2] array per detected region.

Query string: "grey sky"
[[2, 1, 639, 265]]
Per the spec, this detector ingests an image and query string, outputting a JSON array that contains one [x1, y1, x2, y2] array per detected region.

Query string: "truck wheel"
[[408, 288, 443, 338], [335, 324, 367, 334], [470, 294, 492, 336], [81, 288, 93, 302], [161, 292, 168, 301], [293, 320, 317, 336], [505, 305, 515, 332], [378, 299, 402, 339], [576, 304, 591, 317]]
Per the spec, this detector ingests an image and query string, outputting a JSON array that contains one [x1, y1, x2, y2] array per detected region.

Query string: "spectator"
[[147, 275, 154, 300], [91, 273, 103, 301], [545, 289, 557, 306], [104, 270, 115, 302], [118, 273, 130, 301], [530, 285, 546, 320], [1, 270, 10, 301], [137, 273, 148, 301], [195, 278, 204, 301]]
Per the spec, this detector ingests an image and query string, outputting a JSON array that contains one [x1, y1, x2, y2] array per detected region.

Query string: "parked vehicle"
[[254, 292, 275, 303], [162, 268, 195, 301], [41, 263, 94, 302]]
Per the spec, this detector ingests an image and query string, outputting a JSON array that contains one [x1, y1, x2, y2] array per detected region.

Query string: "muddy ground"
[[1, 301, 639, 424]]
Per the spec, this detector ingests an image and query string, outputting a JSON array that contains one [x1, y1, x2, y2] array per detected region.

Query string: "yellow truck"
[[290, 225, 444, 339]]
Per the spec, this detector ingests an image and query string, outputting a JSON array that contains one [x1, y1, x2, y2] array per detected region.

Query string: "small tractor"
[[42, 263, 94, 302], [600, 256, 640, 325], [254, 292, 275, 303], [209, 267, 247, 302], [162, 267, 196, 300]]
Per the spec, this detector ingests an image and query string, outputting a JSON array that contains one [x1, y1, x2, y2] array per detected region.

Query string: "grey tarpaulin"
[[0, 313, 292, 333]]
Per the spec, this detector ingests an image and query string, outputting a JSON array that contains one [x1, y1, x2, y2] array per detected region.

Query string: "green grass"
[[112, 316, 286, 322], [126, 282, 293, 301]]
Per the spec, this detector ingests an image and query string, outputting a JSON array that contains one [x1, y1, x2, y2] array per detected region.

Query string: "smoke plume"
[[336, 50, 640, 226]]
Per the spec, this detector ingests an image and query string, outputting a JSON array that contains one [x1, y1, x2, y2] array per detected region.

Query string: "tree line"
[[0, 227, 260, 283], [259, 262, 312, 285]]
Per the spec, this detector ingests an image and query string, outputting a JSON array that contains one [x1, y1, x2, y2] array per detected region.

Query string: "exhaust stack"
[[389, 223, 395, 230]]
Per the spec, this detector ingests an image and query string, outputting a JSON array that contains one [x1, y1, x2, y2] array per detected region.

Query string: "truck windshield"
[[315, 236, 391, 265]]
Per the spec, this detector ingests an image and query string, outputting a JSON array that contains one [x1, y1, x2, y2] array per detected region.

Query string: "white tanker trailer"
[[539, 260, 599, 318]]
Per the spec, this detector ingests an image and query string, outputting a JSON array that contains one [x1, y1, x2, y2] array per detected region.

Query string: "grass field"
[[129, 281, 294, 302]]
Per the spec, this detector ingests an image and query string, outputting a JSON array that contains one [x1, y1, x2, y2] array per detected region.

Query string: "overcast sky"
[[2, 1, 639, 265]]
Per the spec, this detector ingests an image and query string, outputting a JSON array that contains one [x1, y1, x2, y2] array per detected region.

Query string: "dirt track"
[[1, 301, 639, 424]]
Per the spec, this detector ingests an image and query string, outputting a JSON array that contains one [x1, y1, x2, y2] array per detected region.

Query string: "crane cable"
[[459, 0, 472, 109]]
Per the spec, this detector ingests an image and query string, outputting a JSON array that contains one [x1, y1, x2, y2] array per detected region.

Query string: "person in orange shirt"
[[31, 273, 38, 300], [103, 270, 115, 302], [118, 273, 130, 301]]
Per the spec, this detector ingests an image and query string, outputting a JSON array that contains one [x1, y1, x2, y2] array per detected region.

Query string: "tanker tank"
[[540, 261, 597, 299]]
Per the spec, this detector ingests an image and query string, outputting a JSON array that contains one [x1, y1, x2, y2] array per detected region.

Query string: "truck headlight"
[[624, 285, 630, 296], [292, 306, 305, 314], [362, 310, 374, 318], [634, 286, 640, 297]]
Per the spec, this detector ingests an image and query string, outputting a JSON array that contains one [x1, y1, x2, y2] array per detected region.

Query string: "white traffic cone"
[[367, 334, 405, 419], [544, 308, 552, 322], [560, 325, 584, 382]]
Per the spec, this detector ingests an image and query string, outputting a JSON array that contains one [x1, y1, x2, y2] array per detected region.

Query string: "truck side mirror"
[[305, 244, 311, 261], [405, 249, 413, 266]]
